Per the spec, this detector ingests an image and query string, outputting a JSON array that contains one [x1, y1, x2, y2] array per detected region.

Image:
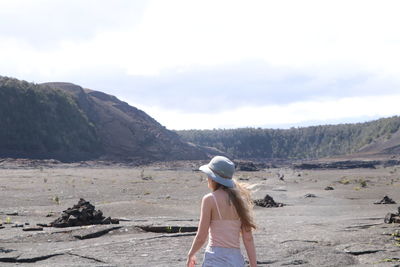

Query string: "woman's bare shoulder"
[[202, 193, 216, 206], [202, 192, 213, 201]]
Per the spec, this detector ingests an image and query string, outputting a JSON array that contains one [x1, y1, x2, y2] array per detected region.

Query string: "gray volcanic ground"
[[0, 160, 400, 266]]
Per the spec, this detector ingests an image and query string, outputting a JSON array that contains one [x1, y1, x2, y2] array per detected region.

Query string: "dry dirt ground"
[[0, 161, 400, 266]]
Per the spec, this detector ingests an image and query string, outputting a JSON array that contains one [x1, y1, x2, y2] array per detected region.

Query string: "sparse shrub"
[[339, 178, 350, 185], [53, 195, 60, 205], [382, 258, 400, 263], [360, 180, 367, 188], [392, 230, 400, 238]]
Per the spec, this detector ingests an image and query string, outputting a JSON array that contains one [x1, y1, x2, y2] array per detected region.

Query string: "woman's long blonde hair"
[[214, 181, 256, 231]]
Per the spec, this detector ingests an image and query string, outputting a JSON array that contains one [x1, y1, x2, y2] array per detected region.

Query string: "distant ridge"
[[0, 76, 206, 162], [3, 75, 399, 163], [177, 116, 400, 160]]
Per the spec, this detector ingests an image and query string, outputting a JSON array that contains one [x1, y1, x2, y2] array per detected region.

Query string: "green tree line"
[[176, 116, 400, 160]]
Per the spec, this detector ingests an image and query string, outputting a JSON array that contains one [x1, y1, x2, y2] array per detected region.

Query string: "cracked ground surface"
[[0, 162, 400, 266]]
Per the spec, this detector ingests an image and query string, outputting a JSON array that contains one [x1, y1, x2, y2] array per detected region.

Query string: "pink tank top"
[[208, 193, 242, 249]]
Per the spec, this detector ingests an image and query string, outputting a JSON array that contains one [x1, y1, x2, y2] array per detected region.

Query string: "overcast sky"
[[1, 0, 400, 130]]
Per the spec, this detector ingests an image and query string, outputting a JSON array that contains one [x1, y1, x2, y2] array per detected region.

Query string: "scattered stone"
[[325, 186, 334, 190], [254, 194, 285, 208], [0, 248, 14, 253], [235, 161, 259, 172], [23, 227, 43, 232], [374, 196, 396, 204], [12, 224, 24, 228], [5, 212, 18, 216], [384, 206, 400, 224], [384, 213, 400, 224], [294, 160, 377, 170], [50, 198, 119, 227], [0, 226, 4, 230], [304, 194, 317, 198], [282, 259, 308, 265], [277, 172, 285, 181]]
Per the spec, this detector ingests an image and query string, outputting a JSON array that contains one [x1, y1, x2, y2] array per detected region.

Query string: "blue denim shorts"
[[202, 246, 245, 267]]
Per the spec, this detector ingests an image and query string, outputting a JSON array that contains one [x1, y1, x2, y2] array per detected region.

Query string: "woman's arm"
[[186, 194, 212, 266], [242, 227, 257, 267]]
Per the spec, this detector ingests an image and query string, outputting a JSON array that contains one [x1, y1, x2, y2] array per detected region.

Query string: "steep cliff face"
[[43, 82, 207, 161], [0, 76, 206, 162]]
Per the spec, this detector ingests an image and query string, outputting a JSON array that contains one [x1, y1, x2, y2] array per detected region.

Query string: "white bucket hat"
[[199, 156, 235, 188]]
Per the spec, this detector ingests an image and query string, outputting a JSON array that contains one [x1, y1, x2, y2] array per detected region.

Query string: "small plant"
[[5, 217, 12, 224], [339, 178, 350, 185], [166, 226, 172, 232], [391, 230, 400, 247], [392, 230, 400, 237], [381, 258, 400, 263], [359, 179, 367, 188], [140, 169, 153, 180], [53, 195, 60, 205]]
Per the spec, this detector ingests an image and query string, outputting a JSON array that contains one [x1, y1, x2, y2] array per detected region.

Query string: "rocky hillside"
[[0, 77, 101, 161], [0, 76, 206, 162]]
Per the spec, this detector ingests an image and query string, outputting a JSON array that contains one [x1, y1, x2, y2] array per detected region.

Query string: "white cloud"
[[120, 0, 400, 76], [1, 0, 400, 130], [136, 94, 400, 130], [2, 0, 400, 77]]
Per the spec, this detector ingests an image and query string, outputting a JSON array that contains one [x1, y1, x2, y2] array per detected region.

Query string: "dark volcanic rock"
[[294, 160, 378, 170], [235, 161, 259, 171], [384, 213, 400, 223], [50, 198, 119, 227], [304, 193, 317, 198], [324, 186, 334, 190], [254, 194, 285, 208], [384, 206, 400, 223], [374, 196, 396, 204]]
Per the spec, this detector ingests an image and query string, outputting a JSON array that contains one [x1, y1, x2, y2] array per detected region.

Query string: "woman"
[[186, 156, 257, 267]]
